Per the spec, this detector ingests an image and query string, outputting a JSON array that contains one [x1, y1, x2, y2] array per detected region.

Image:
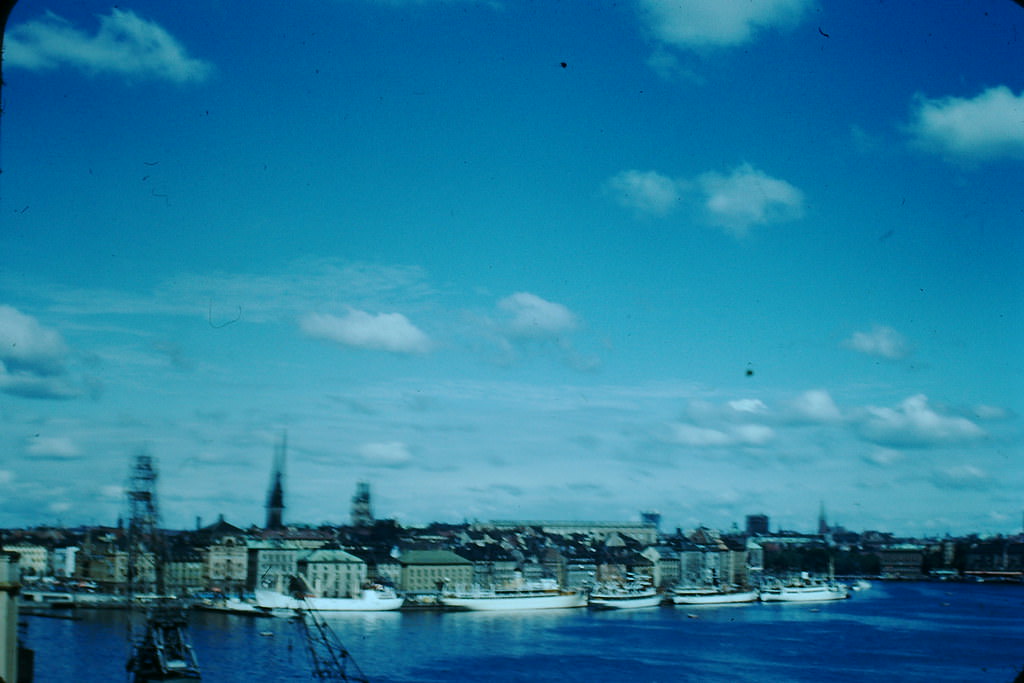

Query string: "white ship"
[[441, 579, 586, 611], [759, 574, 849, 603], [670, 585, 759, 605], [254, 586, 404, 612], [588, 582, 662, 610]]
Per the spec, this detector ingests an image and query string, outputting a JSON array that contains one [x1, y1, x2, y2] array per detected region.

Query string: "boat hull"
[[442, 591, 586, 611], [254, 589, 403, 612], [671, 589, 759, 605], [759, 586, 848, 603], [588, 594, 662, 610]]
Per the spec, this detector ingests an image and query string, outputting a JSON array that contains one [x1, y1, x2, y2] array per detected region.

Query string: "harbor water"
[[23, 581, 1024, 682]]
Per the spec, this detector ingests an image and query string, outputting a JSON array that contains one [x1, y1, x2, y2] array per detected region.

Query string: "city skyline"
[[1, 1, 1022, 535]]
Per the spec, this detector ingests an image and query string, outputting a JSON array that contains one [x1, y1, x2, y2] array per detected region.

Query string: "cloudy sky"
[[1, 0, 1021, 536]]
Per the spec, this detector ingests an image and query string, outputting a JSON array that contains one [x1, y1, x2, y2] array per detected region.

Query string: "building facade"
[[399, 550, 472, 593], [298, 549, 367, 598]]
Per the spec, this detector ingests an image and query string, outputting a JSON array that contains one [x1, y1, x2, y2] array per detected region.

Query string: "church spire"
[[265, 431, 286, 530]]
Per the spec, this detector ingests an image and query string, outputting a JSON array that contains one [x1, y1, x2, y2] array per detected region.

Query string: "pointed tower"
[[817, 501, 829, 535], [351, 481, 374, 527], [265, 432, 286, 531]]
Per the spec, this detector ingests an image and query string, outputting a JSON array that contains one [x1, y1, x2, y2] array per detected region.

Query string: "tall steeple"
[[265, 432, 286, 530], [817, 500, 829, 535], [351, 481, 374, 527]]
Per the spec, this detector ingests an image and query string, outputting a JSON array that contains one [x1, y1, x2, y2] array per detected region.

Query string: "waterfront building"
[[246, 538, 306, 592], [487, 520, 658, 545], [399, 550, 472, 593], [455, 544, 518, 588], [876, 544, 926, 579], [589, 532, 652, 584], [345, 547, 402, 586], [196, 517, 249, 593], [539, 546, 568, 587], [3, 543, 47, 578], [164, 544, 204, 596], [518, 560, 547, 583], [676, 540, 704, 585], [297, 548, 367, 598], [563, 555, 597, 589], [642, 545, 681, 588], [668, 530, 752, 588], [746, 538, 764, 580], [76, 534, 156, 593], [721, 537, 751, 587], [50, 546, 79, 578], [963, 539, 1024, 581]]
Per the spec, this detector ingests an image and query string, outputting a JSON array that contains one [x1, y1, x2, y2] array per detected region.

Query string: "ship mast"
[[124, 451, 201, 682]]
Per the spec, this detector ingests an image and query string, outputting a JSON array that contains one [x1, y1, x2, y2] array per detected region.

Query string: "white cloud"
[[637, 0, 812, 50], [498, 292, 578, 338], [863, 448, 904, 467], [668, 421, 774, 447], [605, 163, 804, 236], [732, 423, 775, 445], [932, 464, 991, 491], [728, 398, 768, 414], [845, 325, 909, 360], [301, 309, 431, 354], [860, 394, 985, 447], [0, 365, 82, 399], [0, 307, 82, 399], [790, 389, 841, 422], [909, 86, 1024, 163], [357, 442, 413, 468], [697, 163, 804, 236], [6, 9, 213, 83], [27, 436, 81, 459], [606, 170, 682, 215], [0, 471, 12, 486], [0, 305, 69, 375], [669, 424, 733, 447], [973, 405, 1008, 420]]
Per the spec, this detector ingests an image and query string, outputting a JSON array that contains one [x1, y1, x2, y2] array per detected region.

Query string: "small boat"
[[254, 585, 403, 612], [759, 574, 849, 603], [670, 585, 759, 605], [588, 582, 661, 610], [441, 579, 586, 611]]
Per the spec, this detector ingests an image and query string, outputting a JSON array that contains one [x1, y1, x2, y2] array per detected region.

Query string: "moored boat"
[[441, 579, 586, 611], [670, 585, 759, 605], [254, 586, 403, 612], [759, 574, 849, 603], [588, 582, 661, 610]]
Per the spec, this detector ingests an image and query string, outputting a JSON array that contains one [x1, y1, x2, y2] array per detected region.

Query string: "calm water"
[[24, 582, 1024, 682]]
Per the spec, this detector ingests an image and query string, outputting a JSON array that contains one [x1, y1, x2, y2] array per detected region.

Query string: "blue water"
[[23, 582, 1024, 682]]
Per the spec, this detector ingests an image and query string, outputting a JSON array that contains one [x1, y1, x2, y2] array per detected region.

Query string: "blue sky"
[[1, 0, 1022, 535]]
